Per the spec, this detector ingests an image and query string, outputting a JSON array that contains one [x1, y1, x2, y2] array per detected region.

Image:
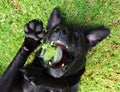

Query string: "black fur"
[[0, 8, 110, 92]]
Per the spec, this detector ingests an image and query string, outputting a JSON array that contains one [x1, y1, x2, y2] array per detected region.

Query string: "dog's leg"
[[0, 19, 45, 92], [69, 83, 79, 92]]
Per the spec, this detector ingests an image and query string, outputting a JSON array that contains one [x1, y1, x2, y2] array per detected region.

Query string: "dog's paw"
[[24, 19, 45, 41]]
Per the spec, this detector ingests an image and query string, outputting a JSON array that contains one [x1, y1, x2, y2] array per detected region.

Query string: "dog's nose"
[[55, 28, 69, 36], [56, 28, 69, 42], [47, 28, 69, 41]]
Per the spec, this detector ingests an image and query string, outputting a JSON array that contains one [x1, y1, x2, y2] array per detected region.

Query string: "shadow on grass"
[[55, 1, 109, 32]]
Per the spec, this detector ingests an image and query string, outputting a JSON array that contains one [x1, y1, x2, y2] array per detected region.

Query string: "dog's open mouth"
[[39, 40, 71, 71]]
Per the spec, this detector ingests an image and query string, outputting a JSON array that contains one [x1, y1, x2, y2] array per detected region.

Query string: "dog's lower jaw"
[[48, 68, 65, 78]]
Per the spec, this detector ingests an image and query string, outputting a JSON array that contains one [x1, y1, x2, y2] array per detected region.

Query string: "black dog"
[[0, 8, 110, 92]]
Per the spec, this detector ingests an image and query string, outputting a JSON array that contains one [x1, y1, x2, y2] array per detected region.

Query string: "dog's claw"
[[24, 19, 44, 41]]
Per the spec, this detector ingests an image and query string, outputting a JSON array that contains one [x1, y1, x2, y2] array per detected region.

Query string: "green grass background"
[[0, 0, 120, 92]]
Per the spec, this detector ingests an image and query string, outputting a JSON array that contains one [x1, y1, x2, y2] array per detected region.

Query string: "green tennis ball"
[[40, 43, 56, 62], [39, 43, 63, 63]]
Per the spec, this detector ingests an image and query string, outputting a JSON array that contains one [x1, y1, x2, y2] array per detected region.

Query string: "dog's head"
[[38, 8, 110, 78]]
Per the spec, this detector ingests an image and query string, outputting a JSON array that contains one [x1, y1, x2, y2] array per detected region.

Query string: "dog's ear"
[[84, 28, 110, 48], [46, 8, 62, 30]]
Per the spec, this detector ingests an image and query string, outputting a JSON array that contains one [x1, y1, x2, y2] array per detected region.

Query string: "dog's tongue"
[[54, 46, 63, 63]]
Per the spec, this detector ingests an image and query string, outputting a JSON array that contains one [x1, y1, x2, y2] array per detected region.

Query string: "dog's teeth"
[[61, 63, 65, 67], [61, 64, 66, 71], [48, 62, 52, 66], [51, 41, 54, 45], [66, 46, 68, 49]]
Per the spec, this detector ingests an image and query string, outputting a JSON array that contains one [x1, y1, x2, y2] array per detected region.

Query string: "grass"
[[0, 0, 120, 91]]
